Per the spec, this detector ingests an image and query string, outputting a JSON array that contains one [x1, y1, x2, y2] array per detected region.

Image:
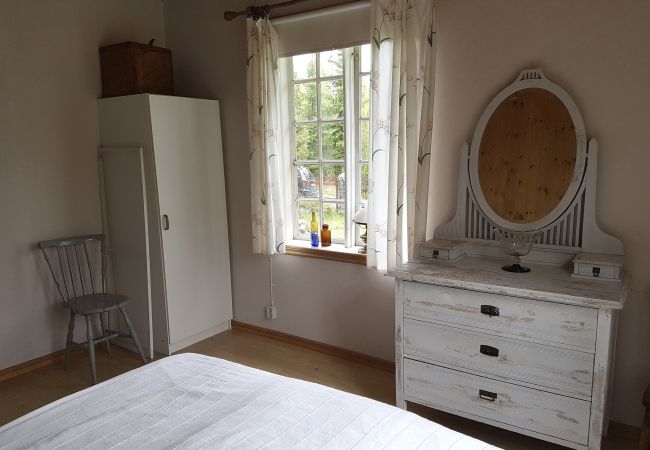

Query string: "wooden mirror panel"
[[477, 88, 577, 224]]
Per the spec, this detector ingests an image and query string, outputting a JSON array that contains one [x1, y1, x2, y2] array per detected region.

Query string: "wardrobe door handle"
[[480, 345, 499, 357], [162, 214, 170, 230], [479, 389, 497, 402]]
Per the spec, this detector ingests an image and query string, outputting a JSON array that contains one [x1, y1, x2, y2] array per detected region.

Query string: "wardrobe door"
[[100, 147, 154, 358], [148, 96, 232, 349]]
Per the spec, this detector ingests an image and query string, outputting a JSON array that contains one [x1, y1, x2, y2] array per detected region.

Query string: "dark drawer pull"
[[480, 344, 499, 357], [480, 305, 499, 317], [479, 389, 497, 402]]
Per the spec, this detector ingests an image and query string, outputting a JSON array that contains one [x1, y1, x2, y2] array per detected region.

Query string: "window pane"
[[295, 124, 318, 160], [322, 163, 344, 200], [360, 163, 368, 201], [322, 122, 345, 161], [294, 83, 317, 121], [360, 44, 371, 73], [297, 201, 320, 235], [320, 79, 344, 119], [360, 75, 370, 118], [296, 164, 320, 199], [293, 53, 316, 80], [323, 202, 345, 242], [319, 50, 343, 77], [359, 120, 369, 161]]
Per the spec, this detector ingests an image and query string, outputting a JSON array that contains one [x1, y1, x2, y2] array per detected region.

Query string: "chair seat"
[[67, 293, 129, 315]]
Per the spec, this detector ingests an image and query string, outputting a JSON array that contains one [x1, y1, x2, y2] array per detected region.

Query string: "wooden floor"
[[0, 329, 638, 449]]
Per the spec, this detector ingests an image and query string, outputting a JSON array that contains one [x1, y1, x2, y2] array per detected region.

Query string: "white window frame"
[[355, 47, 370, 247], [287, 45, 369, 248]]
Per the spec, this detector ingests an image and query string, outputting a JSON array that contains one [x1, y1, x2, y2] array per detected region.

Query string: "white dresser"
[[392, 259, 626, 449], [390, 69, 627, 449]]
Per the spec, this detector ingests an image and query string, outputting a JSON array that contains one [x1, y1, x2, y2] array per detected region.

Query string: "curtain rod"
[[223, 0, 360, 21]]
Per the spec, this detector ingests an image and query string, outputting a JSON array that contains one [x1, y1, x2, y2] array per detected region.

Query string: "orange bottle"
[[321, 224, 331, 247]]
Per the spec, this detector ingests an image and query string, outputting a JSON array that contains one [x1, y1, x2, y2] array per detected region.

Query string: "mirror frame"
[[468, 69, 587, 232]]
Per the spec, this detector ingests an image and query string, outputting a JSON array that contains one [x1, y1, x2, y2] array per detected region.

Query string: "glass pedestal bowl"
[[493, 229, 539, 273]]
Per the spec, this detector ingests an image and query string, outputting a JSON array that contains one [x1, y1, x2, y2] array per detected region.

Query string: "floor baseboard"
[[0, 349, 77, 384], [231, 320, 395, 373]]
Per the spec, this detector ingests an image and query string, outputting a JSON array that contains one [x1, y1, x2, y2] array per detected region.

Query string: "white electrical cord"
[[269, 254, 275, 307]]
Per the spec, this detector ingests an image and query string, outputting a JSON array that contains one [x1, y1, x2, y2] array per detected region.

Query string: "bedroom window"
[[286, 44, 370, 247]]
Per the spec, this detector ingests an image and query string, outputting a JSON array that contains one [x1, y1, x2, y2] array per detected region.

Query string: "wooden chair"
[[38, 234, 147, 384]]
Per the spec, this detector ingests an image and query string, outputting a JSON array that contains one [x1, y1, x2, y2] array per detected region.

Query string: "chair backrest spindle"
[[64, 246, 78, 298], [83, 241, 97, 295], [42, 248, 67, 302], [55, 247, 71, 300], [38, 235, 106, 303], [73, 244, 87, 295], [100, 239, 107, 294]]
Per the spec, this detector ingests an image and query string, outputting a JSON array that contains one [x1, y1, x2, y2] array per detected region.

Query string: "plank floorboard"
[[0, 329, 637, 449]]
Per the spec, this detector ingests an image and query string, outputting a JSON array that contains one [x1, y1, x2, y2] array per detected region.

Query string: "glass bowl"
[[493, 229, 539, 273]]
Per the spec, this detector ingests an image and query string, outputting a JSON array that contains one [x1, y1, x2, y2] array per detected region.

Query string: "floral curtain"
[[247, 18, 287, 255], [367, 0, 436, 271]]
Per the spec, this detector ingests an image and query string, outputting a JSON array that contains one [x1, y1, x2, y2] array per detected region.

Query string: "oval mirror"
[[469, 70, 587, 232]]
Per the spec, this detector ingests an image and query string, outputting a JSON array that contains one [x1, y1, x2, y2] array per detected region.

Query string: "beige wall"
[[165, 0, 650, 427], [163, 0, 396, 361], [0, 0, 165, 369], [429, 0, 650, 427]]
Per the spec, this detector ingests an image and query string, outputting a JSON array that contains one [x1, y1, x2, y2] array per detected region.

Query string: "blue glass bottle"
[[310, 211, 319, 247]]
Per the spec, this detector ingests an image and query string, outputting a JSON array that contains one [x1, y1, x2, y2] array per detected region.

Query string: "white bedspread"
[[0, 354, 498, 449]]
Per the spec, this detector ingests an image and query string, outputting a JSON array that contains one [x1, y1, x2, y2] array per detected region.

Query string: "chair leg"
[[85, 315, 97, 385], [64, 310, 76, 370], [119, 307, 147, 365], [100, 312, 111, 355]]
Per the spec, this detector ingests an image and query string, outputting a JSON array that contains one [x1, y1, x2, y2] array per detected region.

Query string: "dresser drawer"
[[403, 319, 594, 398], [404, 359, 590, 445], [403, 282, 598, 350]]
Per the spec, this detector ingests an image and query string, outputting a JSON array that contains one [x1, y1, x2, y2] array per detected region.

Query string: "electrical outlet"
[[265, 305, 277, 320]]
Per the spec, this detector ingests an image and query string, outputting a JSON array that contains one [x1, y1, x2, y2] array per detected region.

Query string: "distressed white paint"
[[573, 263, 620, 281], [392, 256, 626, 448], [433, 83, 624, 265], [579, 141, 625, 255], [392, 257, 627, 310], [404, 359, 591, 446], [395, 280, 406, 410], [395, 69, 626, 444], [589, 308, 616, 446], [434, 139, 622, 260], [420, 237, 582, 265], [468, 69, 588, 233], [403, 319, 594, 398], [403, 281, 599, 351]]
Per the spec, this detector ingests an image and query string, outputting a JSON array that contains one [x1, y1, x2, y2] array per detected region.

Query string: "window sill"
[[285, 240, 367, 265]]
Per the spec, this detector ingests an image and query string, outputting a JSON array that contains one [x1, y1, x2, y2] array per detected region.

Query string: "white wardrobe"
[[98, 94, 232, 357]]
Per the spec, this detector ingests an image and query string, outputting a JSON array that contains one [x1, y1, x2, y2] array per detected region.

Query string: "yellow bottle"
[[310, 211, 319, 247]]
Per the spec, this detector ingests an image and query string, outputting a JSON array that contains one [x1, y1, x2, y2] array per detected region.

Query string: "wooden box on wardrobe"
[[98, 94, 232, 357]]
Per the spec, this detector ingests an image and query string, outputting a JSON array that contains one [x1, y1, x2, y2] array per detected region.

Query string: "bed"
[[0, 354, 498, 449]]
